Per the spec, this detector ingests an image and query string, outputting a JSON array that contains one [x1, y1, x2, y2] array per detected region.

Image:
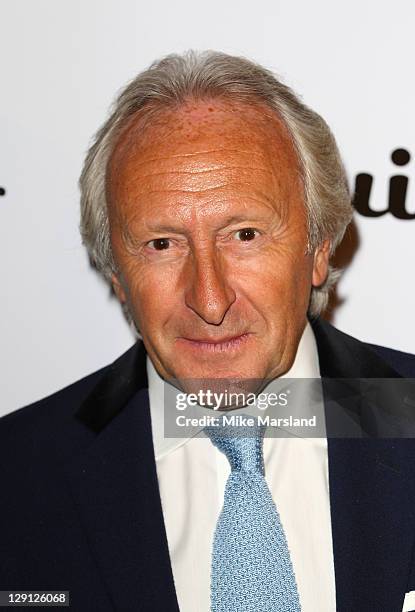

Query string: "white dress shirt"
[[147, 322, 336, 611]]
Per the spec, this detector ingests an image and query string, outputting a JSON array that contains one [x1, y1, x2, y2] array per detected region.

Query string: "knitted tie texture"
[[205, 419, 301, 612]]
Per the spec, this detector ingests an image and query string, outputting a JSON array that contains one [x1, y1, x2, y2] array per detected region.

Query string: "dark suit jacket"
[[1, 318, 415, 611]]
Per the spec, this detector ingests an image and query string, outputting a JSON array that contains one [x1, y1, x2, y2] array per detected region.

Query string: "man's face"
[[107, 99, 329, 387]]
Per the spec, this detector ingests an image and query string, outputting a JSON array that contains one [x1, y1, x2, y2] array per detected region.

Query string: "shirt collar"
[[148, 321, 322, 460]]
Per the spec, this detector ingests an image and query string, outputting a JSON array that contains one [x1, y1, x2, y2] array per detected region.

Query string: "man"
[[1, 51, 415, 612]]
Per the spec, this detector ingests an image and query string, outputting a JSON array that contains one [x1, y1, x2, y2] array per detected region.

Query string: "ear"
[[111, 273, 127, 303], [312, 240, 331, 287]]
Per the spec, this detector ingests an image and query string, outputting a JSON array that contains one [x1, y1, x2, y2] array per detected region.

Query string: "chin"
[[167, 360, 267, 395], [185, 377, 266, 402]]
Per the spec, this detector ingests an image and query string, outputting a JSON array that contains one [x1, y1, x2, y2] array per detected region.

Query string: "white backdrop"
[[1, 0, 414, 416]]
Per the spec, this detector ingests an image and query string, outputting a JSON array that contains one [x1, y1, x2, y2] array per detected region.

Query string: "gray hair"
[[80, 50, 353, 317]]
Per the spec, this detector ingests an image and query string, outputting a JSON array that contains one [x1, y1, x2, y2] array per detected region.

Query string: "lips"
[[177, 332, 252, 352]]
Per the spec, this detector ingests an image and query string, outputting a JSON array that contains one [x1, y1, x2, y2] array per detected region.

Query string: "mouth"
[[177, 333, 252, 353]]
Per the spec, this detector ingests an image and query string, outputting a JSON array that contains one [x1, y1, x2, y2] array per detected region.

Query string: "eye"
[[148, 238, 170, 250], [235, 228, 258, 241]]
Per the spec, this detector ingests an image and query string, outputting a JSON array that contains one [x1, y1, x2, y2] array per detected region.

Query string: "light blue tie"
[[205, 418, 301, 612]]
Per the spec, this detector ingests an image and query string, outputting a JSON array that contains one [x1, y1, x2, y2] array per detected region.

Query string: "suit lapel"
[[312, 318, 415, 611], [66, 343, 179, 611]]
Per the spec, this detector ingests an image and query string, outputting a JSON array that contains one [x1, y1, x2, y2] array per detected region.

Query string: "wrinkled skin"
[[107, 99, 330, 392]]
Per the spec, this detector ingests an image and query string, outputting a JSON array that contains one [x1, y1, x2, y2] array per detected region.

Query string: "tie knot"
[[204, 415, 265, 473]]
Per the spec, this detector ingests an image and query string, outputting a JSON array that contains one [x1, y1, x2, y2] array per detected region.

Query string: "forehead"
[[107, 98, 303, 219]]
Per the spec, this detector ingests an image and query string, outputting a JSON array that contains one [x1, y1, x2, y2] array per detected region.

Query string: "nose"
[[184, 247, 236, 325]]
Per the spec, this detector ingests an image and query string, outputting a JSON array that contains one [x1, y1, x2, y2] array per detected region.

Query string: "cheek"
[[122, 261, 181, 329], [285, 253, 314, 314], [232, 249, 312, 315]]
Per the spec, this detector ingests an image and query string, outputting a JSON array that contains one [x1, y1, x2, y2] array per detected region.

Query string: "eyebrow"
[[120, 200, 280, 246], [142, 213, 273, 233]]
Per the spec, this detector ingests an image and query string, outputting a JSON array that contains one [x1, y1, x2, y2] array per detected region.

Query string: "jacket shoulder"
[[367, 343, 415, 377], [0, 341, 145, 462], [0, 362, 110, 433], [0, 367, 112, 471], [311, 317, 415, 378]]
